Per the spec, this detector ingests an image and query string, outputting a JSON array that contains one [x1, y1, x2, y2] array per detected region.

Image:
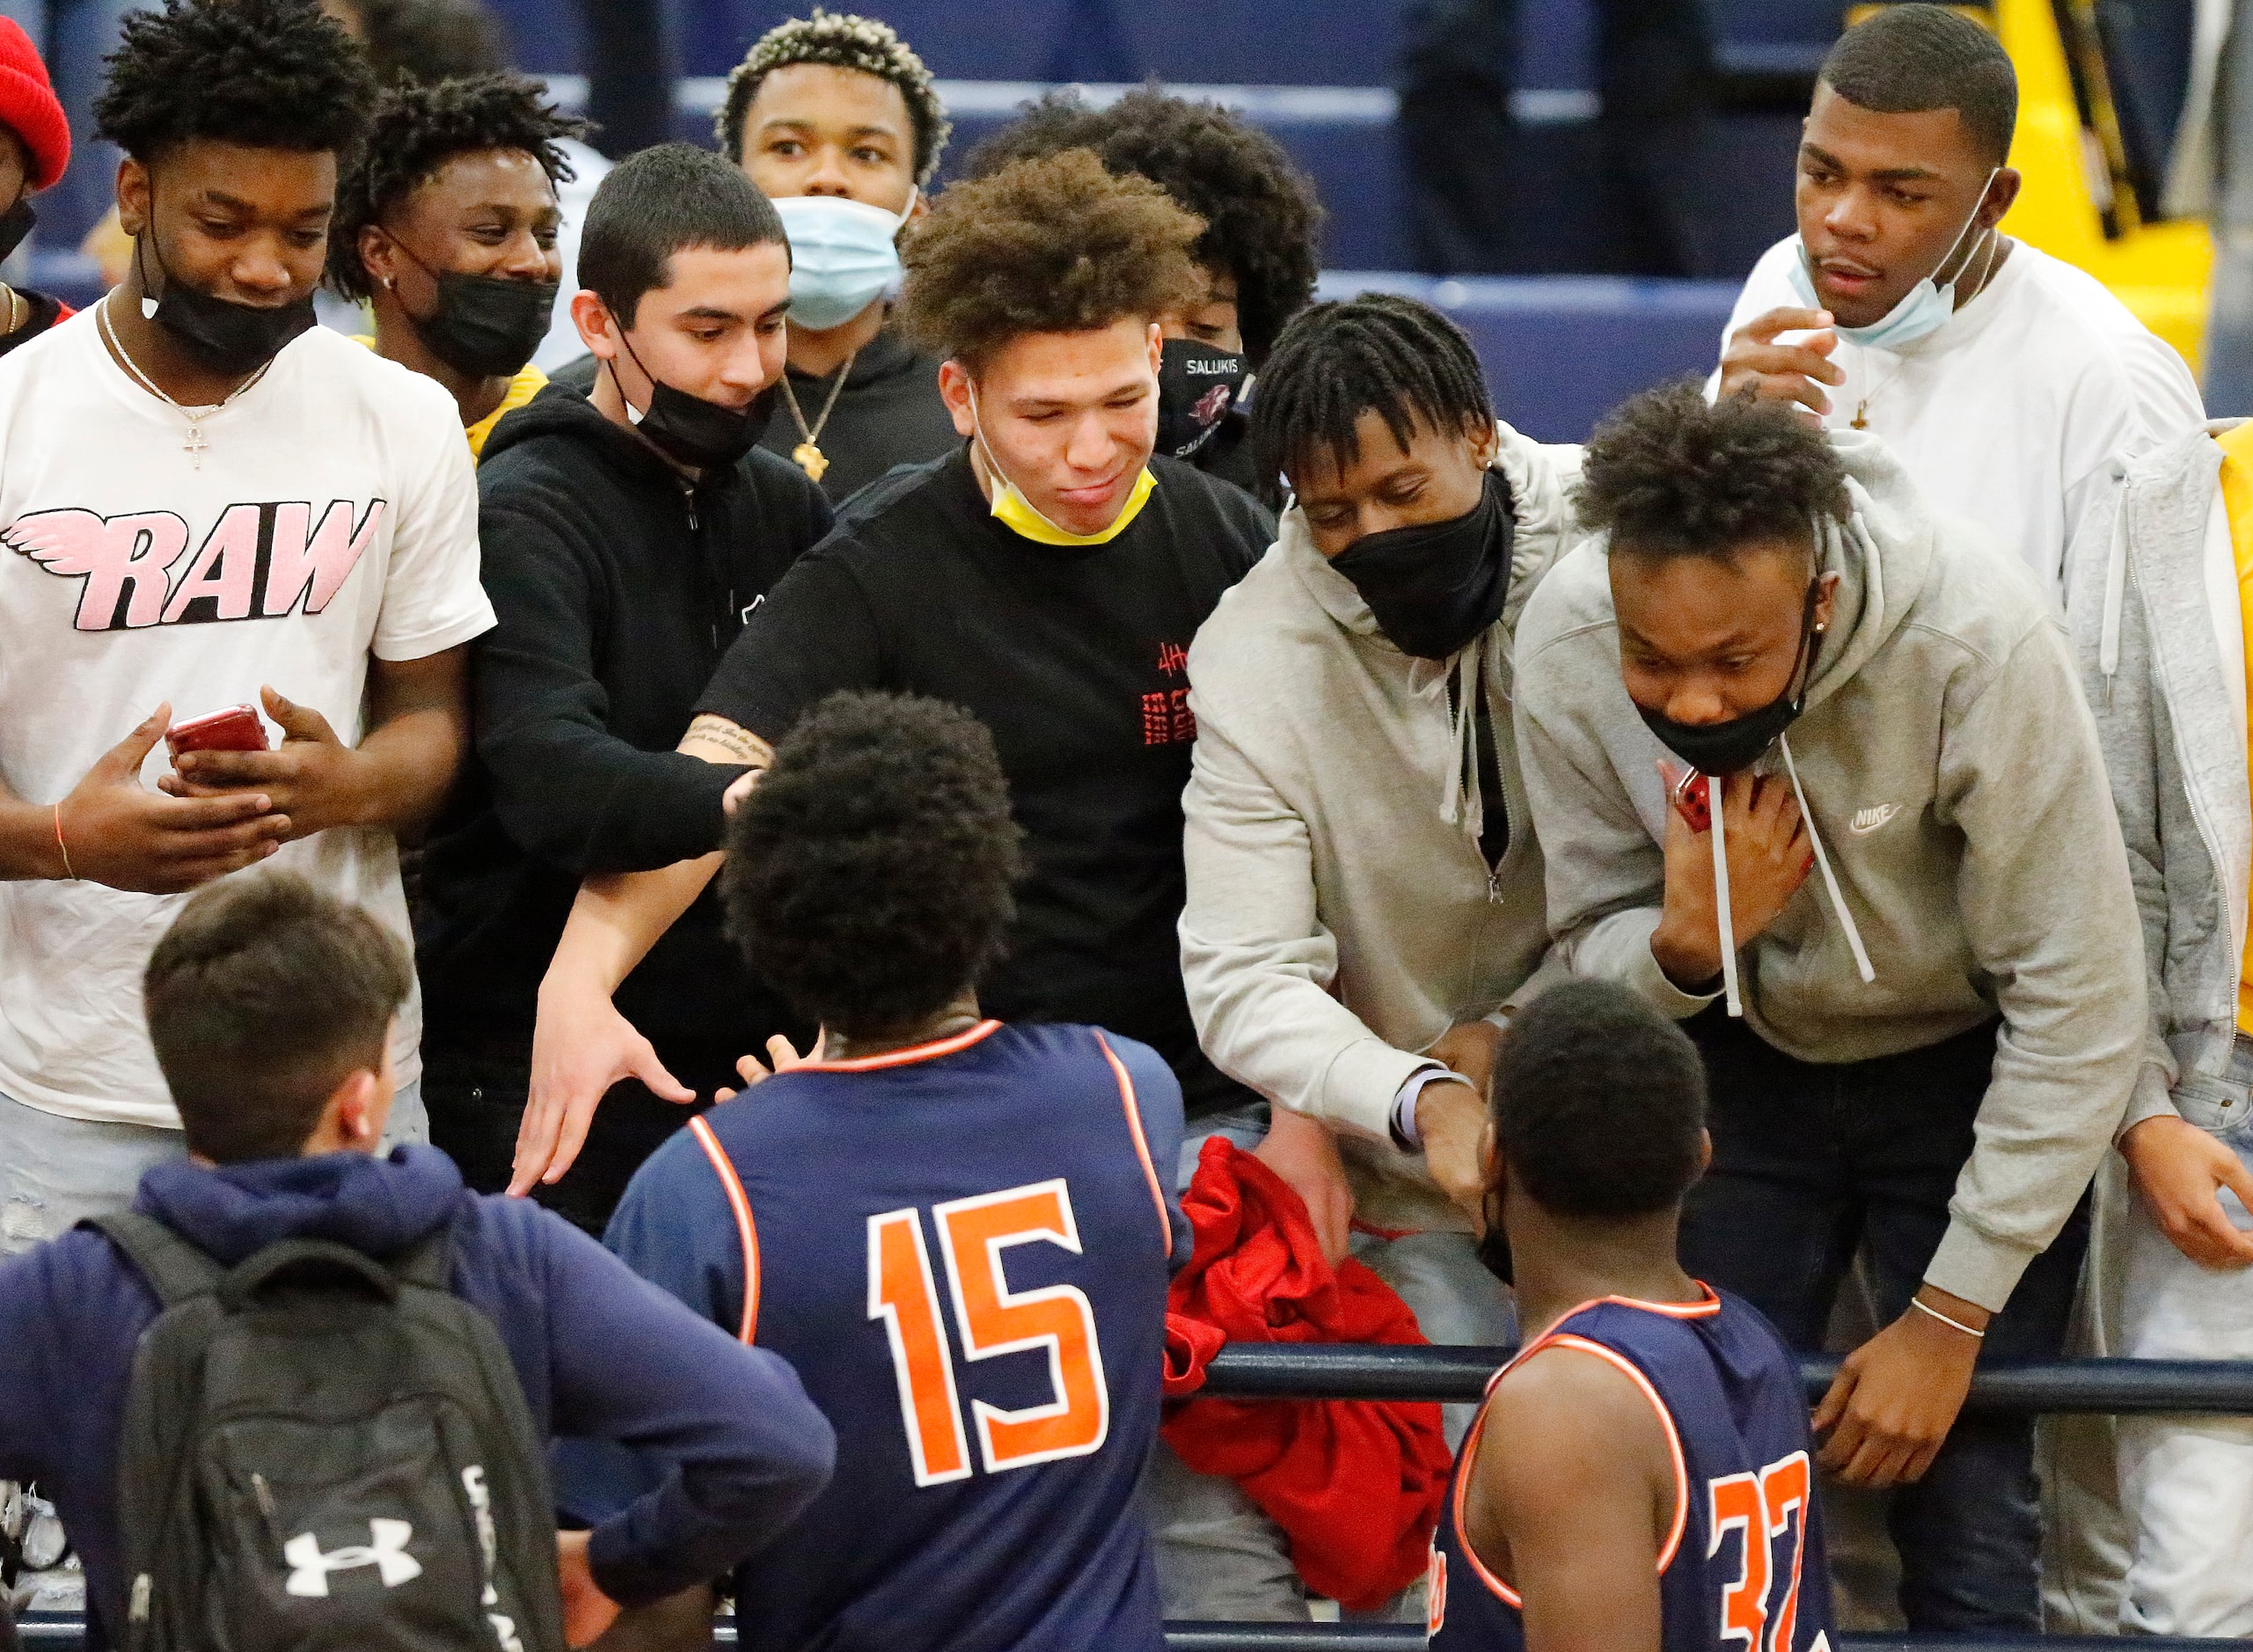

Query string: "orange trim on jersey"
[[798, 1019, 1004, 1072], [688, 1114, 762, 1344], [1094, 1031, 1175, 1259], [1451, 1324, 1695, 1607]]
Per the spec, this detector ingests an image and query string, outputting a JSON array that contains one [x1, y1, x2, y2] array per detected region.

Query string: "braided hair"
[[326, 71, 587, 301], [1250, 293, 1493, 486], [716, 9, 950, 186]]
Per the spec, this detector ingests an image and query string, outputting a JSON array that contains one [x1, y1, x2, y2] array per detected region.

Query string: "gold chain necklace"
[[99, 295, 271, 470], [779, 352, 856, 483]]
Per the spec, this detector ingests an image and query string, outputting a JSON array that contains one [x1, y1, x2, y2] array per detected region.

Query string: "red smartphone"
[[166, 704, 269, 759], [1668, 765, 1712, 834]]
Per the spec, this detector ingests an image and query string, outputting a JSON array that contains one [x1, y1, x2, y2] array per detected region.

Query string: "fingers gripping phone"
[[165, 704, 270, 760], [1664, 763, 1712, 834]]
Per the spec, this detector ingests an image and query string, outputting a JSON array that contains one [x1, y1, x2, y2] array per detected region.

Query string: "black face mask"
[[394, 245, 558, 379], [1328, 468, 1514, 660], [1637, 577, 1824, 776], [0, 197, 35, 265], [135, 222, 315, 376], [1155, 336, 1249, 460], [612, 330, 776, 470], [1476, 1188, 1512, 1285]]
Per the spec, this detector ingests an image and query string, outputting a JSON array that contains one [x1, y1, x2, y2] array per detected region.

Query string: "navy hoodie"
[[0, 1146, 836, 1648]]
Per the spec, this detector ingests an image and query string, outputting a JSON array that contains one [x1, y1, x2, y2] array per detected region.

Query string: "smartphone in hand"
[[165, 704, 269, 761], [1660, 760, 1712, 834]]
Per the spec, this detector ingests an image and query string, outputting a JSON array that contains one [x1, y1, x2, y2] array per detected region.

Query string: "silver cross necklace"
[[97, 293, 270, 469]]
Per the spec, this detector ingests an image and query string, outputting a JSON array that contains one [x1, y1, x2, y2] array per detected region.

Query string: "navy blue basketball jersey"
[[603, 1020, 1185, 1651], [1429, 1288, 1833, 1652]]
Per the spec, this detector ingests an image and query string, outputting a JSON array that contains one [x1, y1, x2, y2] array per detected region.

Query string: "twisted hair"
[[1576, 380, 1849, 559], [95, 0, 376, 162], [1250, 293, 1493, 485], [962, 89, 1324, 362], [328, 72, 586, 301], [722, 692, 1024, 1035], [717, 9, 949, 186], [898, 149, 1203, 370]]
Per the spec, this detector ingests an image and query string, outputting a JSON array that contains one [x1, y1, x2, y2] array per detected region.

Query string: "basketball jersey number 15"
[[867, 1178, 1111, 1487]]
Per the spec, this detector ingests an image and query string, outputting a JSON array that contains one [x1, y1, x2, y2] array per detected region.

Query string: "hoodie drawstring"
[[1780, 734, 1876, 983], [1414, 638, 1489, 848], [2099, 463, 2130, 699], [1707, 735, 1875, 1020], [1709, 784, 1741, 1016]]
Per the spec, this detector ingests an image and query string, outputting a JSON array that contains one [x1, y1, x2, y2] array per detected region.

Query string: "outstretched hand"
[[513, 976, 694, 1195], [715, 1032, 827, 1101]]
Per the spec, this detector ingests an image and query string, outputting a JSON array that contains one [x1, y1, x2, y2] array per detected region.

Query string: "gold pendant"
[[792, 441, 829, 483], [1850, 401, 1869, 431]]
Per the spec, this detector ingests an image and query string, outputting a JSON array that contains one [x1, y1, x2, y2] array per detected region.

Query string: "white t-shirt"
[[0, 314, 494, 1129], [1715, 236, 2206, 592]]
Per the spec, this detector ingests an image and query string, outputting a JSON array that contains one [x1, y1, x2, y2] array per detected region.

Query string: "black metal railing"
[[11, 1351, 2249, 1651]]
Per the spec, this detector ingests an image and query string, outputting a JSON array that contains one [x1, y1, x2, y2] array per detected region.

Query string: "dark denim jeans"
[[421, 1042, 720, 1238], [1679, 1009, 2091, 1632]]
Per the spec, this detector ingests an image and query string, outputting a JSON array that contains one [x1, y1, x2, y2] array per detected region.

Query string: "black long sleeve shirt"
[[416, 384, 831, 1067]]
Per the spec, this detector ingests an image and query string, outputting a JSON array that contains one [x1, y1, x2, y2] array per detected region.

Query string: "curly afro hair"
[[327, 73, 587, 301], [1250, 293, 1492, 485], [961, 89, 1324, 362], [95, 0, 376, 163], [717, 10, 950, 186], [1576, 380, 1850, 560], [899, 148, 1203, 371], [1489, 980, 1708, 1218], [721, 692, 1025, 1036]]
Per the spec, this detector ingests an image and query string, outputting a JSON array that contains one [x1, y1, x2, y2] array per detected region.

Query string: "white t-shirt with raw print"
[[0, 311, 494, 1129], [1715, 236, 2206, 592]]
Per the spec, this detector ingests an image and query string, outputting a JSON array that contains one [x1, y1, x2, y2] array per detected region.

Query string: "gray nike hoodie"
[[1513, 428, 2147, 1312]]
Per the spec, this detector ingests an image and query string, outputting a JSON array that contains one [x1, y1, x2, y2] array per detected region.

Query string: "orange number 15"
[[867, 1179, 1110, 1488]]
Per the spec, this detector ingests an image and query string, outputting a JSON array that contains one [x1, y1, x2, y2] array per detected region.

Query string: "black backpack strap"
[[83, 1212, 224, 1307], [391, 1220, 455, 1294]]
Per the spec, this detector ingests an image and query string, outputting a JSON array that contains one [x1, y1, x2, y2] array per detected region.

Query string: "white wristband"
[[1911, 1296, 1986, 1340]]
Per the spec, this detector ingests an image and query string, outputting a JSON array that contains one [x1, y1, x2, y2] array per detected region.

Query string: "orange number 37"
[[1709, 1451, 1816, 1652], [867, 1179, 1110, 1488]]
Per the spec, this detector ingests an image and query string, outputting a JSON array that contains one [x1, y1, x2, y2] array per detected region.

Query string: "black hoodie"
[[416, 384, 831, 1071]]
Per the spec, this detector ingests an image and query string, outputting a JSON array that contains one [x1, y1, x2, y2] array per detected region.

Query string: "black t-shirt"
[[0, 290, 66, 359], [697, 447, 1276, 1116], [547, 325, 959, 505]]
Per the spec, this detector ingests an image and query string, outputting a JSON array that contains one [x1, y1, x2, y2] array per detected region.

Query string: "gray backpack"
[[90, 1212, 567, 1652]]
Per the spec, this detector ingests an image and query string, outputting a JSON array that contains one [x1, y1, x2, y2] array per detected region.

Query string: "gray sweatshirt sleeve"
[[1511, 632, 1721, 1019], [1178, 706, 1433, 1142], [1927, 619, 2148, 1309], [2069, 491, 2185, 1136]]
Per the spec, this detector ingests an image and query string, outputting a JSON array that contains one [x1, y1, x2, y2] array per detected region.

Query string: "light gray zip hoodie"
[[1180, 422, 1574, 1234], [2063, 419, 2251, 1131], [1513, 428, 2147, 1312]]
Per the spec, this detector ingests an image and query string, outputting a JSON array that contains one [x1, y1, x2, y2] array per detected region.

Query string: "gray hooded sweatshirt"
[[1513, 428, 2147, 1312], [1180, 422, 1574, 1235], [2063, 420, 2252, 1132]]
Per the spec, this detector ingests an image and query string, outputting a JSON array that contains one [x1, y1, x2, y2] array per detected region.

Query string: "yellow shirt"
[[2214, 421, 2253, 1032], [353, 334, 545, 462]]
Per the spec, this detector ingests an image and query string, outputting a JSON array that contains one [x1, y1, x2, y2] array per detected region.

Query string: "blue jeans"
[[1679, 1010, 2090, 1633]]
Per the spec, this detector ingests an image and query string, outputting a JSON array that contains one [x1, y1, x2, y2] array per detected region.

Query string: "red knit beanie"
[[0, 18, 68, 191]]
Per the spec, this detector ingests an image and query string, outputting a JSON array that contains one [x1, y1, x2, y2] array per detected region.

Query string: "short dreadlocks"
[[95, 0, 376, 163], [1250, 293, 1494, 485], [327, 72, 586, 301], [963, 89, 1324, 362], [716, 10, 950, 186]]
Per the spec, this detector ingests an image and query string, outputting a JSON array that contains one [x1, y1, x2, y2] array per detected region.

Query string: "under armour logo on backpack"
[[282, 1520, 423, 1597]]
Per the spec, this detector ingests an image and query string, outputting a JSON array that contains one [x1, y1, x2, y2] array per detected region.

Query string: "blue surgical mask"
[[1785, 168, 1999, 354], [774, 191, 914, 331]]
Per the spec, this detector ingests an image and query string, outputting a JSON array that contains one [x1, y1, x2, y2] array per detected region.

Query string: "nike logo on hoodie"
[[1849, 802, 1901, 834]]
